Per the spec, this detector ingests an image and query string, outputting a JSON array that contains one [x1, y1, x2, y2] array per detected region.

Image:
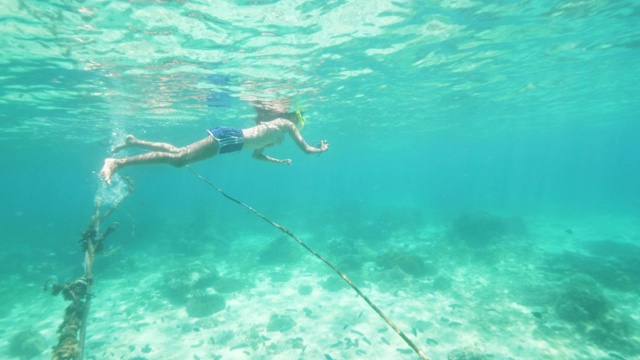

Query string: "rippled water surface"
[[2, 0, 638, 143]]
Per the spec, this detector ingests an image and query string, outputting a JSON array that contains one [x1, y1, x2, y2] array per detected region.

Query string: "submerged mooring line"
[[186, 166, 429, 360], [49, 176, 134, 360]]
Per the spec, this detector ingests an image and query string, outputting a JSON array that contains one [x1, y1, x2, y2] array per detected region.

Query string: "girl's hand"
[[319, 140, 329, 152]]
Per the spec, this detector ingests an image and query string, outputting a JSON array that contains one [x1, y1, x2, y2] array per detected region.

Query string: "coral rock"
[[186, 293, 226, 318]]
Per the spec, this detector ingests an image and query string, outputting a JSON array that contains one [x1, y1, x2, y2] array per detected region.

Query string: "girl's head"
[[293, 110, 306, 130]]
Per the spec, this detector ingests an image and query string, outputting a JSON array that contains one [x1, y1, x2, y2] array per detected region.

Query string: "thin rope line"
[[186, 165, 429, 360]]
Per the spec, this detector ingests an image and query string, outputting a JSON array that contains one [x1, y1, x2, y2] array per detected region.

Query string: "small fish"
[[324, 354, 335, 360], [381, 337, 391, 346], [345, 337, 354, 347], [532, 311, 542, 319], [411, 327, 417, 337], [190, 340, 204, 348], [565, 229, 573, 235]]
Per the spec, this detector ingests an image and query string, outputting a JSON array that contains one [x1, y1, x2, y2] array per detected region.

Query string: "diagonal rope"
[[186, 165, 429, 360]]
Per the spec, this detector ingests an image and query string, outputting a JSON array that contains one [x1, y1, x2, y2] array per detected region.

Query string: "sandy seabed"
[[2, 215, 639, 360]]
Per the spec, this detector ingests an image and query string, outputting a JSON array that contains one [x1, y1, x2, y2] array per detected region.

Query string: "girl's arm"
[[252, 149, 292, 165], [280, 120, 329, 154]]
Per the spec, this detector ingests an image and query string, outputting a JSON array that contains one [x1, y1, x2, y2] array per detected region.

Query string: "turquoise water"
[[1, 1, 639, 359]]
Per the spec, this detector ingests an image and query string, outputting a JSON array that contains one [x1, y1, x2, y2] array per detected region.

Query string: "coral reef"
[[321, 238, 371, 274], [212, 277, 247, 294], [298, 284, 313, 296], [583, 239, 640, 263], [431, 275, 453, 292], [162, 264, 219, 305], [335, 254, 366, 273], [185, 293, 226, 318], [258, 237, 298, 265], [375, 250, 435, 277], [447, 212, 526, 247], [210, 330, 235, 345], [543, 251, 636, 292], [586, 316, 640, 356], [583, 240, 640, 292], [365, 207, 426, 245], [242, 325, 269, 351], [315, 204, 425, 250], [268, 271, 292, 283], [9, 330, 47, 360], [266, 314, 296, 333], [320, 276, 349, 292], [286, 337, 305, 350], [447, 346, 494, 360], [548, 274, 640, 356], [555, 274, 609, 323], [92, 252, 140, 279]]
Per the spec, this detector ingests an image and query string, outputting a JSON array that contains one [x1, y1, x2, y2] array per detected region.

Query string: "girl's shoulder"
[[266, 118, 295, 130]]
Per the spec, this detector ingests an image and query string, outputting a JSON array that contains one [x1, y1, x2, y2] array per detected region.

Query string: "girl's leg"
[[113, 135, 180, 153], [101, 136, 218, 184]]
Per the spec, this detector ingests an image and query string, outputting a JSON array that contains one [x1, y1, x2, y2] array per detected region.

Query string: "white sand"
[[2, 214, 638, 359]]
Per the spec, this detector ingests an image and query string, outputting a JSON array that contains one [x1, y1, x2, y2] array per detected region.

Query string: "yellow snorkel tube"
[[295, 110, 305, 130]]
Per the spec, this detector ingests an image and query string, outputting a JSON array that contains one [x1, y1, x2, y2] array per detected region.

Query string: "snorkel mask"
[[295, 110, 306, 130]]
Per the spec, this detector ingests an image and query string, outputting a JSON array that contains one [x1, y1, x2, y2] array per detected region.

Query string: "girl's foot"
[[112, 135, 137, 153], [99, 158, 118, 185]]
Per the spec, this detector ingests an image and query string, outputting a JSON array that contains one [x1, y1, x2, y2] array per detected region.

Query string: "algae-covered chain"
[[48, 176, 134, 360]]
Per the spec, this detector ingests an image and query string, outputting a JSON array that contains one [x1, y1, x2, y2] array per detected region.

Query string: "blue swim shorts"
[[207, 126, 244, 154]]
